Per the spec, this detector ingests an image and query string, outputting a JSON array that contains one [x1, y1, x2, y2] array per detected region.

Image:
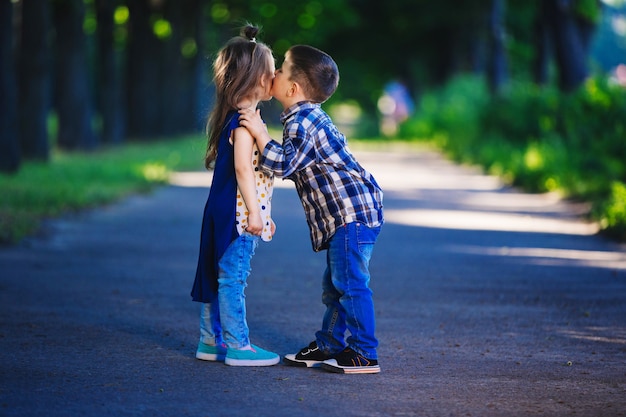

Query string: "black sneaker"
[[321, 347, 380, 374], [283, 341, 331, 368]]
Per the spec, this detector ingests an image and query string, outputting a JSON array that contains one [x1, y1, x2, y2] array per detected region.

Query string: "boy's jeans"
[[200, 233, 259, 348], [316, 222, 381, 359]]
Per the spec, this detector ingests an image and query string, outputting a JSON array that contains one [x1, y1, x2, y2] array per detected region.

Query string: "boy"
[[238, 45, 384, 374]]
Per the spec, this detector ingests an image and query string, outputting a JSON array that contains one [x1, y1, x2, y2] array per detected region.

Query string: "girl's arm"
[[238, 108, 272, 149], [232, 126, 263, 235]]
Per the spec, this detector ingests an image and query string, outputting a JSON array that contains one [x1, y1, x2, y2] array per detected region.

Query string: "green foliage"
[[598, 181, 626, 240], [400, 74, 626, 240], [574, 0, 602, 23], [0, 136, 205, 244], [399, 75, 489, 146]]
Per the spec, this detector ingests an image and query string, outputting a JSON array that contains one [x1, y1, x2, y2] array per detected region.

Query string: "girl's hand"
[[245, 212, 263, 236], [238, 109, 267, 139]]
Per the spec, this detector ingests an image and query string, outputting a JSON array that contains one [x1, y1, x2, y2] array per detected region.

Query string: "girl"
[[190, 25, 279, 366]]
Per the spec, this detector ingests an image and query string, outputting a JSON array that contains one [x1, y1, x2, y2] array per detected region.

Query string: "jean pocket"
[[355, 222, 379, 255]]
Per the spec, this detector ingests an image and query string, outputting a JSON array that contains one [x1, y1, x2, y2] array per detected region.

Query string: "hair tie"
[[250, 37, 256, 43]]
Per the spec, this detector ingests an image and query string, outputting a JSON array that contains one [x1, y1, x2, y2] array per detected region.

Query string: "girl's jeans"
[[200, 233, 259, 349], [316, 222, 381, 360]]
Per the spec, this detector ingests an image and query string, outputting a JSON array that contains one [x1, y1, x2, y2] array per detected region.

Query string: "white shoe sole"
[[321, 359, 381, 374], [225, 356, 280, 366]]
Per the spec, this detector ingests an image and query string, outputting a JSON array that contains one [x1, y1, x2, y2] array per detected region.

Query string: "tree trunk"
[[487, 0, 508, 95], [544, 0, 589, 92], [53, 0, 97, 151], [0, 0, 20, 173], [18, 0, 51, 160], [159, 0, 184, 136], [192, 0, 210, 132], [95, 0, 125, 145], [126, 0, 161, 139], [169, 0, 208, 135], [532, 3, 551, 86]]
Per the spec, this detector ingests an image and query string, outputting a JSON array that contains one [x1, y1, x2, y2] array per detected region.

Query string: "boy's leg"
[[319, 222, 380, 360], [316, 260, 348, 354]]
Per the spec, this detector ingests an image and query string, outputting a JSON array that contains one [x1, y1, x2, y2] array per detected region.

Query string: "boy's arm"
[[239, 108, 316, 178], [232, 126, 263, 235]]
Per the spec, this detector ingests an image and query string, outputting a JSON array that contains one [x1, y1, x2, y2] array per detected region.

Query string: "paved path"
[[1, 145, 625, 416]]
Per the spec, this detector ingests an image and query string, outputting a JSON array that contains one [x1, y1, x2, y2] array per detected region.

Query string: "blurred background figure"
[[378, 79, 415, 137]]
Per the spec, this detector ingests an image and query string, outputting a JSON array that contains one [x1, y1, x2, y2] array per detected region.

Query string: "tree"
[[95, 0, 125, 145], [0, 0, 20, 173], [537, 0, 593, 91], [125, 0, 209, 139], [124, 0, 155, 138], [53, 0, 97, 150], [18, 0, 51, 160], [487, 0, 508, 95]]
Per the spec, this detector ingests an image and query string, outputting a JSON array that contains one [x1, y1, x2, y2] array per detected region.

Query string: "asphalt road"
[[1, 145, 625, 417]]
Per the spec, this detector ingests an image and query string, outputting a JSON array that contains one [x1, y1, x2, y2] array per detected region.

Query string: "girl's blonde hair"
[[204, 25, 273, 169]]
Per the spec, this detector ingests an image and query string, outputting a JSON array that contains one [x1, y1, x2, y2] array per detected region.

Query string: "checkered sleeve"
[[259, 122, 316, 179]]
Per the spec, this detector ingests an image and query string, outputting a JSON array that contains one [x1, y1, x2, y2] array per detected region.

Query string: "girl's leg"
[[196, 302, 226, 361], [217, 234, 258, 349], [199, 301, 222, 345]]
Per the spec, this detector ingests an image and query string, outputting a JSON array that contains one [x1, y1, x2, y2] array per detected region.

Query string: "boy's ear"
[[288, 82, 301, 97]]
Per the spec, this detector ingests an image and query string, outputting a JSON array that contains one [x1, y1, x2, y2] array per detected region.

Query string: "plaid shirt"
[[259, 101, 384, 251]]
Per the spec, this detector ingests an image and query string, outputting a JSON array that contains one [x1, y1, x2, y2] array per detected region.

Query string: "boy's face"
[[270, 55, 293, 105]]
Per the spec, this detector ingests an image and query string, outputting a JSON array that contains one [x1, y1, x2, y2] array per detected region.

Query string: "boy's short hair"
[[286, 45, 339, 103]]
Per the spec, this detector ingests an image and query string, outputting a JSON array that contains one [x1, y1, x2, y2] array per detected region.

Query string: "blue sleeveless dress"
[[191, 112, 240, 303]]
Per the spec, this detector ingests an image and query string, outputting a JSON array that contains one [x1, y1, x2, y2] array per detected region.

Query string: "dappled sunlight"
[[168, 171, 212, 187], [140, 162, 168, 182], [556, 327, 626, 345], [168, 171, 295, 189], [375, 168, 503, 192], [456, 191, 584, 214], [357, 150, 504, 192], [385, 208, 599, 236], [450, 245, 626, 270]]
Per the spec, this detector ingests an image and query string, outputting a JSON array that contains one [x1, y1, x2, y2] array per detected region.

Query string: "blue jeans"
[[316, 222, 381, 359], [200, 233, 259, 348]]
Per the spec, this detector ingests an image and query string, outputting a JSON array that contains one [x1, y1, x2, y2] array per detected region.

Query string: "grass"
[[0, 135, 207, 244]]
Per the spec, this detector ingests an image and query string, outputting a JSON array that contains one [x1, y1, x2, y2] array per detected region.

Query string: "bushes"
[[400, 74, 626, 240]]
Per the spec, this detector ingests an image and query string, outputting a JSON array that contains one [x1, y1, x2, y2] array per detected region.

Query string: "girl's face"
[[260, 55, 276, 102]]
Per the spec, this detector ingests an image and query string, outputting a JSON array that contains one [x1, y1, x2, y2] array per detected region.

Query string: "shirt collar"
[[279, 101, 319, 124]]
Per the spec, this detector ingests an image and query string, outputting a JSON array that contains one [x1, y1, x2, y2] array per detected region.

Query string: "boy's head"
[[285, 45, 339, 103]]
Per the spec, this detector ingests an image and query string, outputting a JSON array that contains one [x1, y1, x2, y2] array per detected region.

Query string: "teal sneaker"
[[195, 342, 227, 361], [225, 344, 280, 367]]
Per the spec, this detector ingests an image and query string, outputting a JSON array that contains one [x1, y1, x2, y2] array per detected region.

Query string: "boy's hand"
[[270, 219, 276, 237], [238, 109, 267, 139]]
